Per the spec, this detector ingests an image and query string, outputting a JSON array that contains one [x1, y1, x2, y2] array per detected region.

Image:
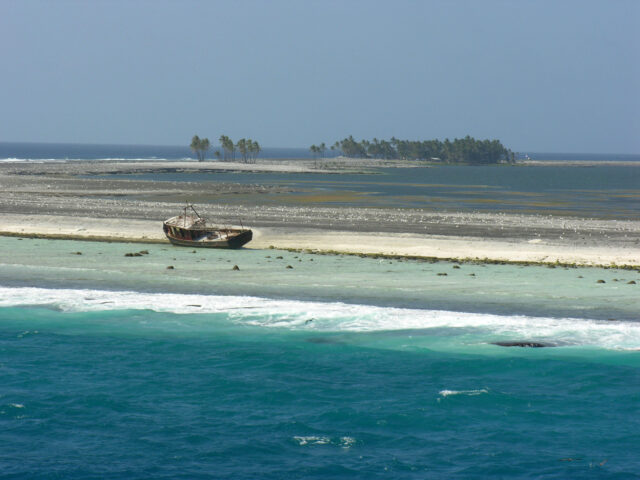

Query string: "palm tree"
[[190, 135, 210, 162], [249, 140, 261, 163], [191, 135, 201, 160], [237, 138, 248, 163], [218, 135, 230, 161]]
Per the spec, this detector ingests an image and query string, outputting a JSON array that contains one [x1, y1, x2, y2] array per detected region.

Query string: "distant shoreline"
[[2, 156, 640, 172]]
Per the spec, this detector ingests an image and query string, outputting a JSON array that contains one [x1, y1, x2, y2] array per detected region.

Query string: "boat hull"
[[165, 229, 252, 249]]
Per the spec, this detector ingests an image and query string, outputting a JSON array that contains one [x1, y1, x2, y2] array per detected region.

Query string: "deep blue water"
[[0, 141, 313, 160], [2, 306, 639, 479]]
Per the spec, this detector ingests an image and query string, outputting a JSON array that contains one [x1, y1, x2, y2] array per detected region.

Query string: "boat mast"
[[189, 204, 202, 219]]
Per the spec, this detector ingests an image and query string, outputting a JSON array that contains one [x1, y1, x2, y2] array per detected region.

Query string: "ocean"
[[0, 141, 313, 162], [1, 236, 639, 478]]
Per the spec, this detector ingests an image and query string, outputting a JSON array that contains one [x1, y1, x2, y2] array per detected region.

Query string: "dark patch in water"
[[492, 341, 555, 348]]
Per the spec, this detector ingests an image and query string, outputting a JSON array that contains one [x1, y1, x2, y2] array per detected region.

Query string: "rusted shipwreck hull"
[[163, 205, 252, 249]]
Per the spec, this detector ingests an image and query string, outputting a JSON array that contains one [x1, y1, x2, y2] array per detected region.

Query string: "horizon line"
[[1, 140, 639, 157]]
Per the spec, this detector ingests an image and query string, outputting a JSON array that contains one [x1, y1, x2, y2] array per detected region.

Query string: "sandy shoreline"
[[1, 160, 638, 267], [1, 214, 638, 267]]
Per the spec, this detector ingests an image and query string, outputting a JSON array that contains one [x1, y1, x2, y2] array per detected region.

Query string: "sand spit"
[[1, 214, 638, 267], [0, 158, 379, 175]]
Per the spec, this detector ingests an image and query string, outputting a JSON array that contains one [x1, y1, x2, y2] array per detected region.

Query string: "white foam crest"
[[292, 435, 354, 448], [0, 158, 62, 163], [293, 435, 331, 446], [1, 286, 639, 350], [0, 157, 183, 163], [439, 389, 488, 397]]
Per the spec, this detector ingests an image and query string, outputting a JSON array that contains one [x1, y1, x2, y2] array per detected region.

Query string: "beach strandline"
[[1, 213, 638, 268]]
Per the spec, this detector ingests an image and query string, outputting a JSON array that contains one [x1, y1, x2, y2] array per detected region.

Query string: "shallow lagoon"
[[101, 165, 640, 219]]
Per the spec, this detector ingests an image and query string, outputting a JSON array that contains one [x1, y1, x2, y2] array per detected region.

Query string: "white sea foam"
[[293, 436, 331, 446], [0, 157, 186, 163], [0, 158, 62, 163], [1, 286, 639, 350], [439, 389, 488, 397], [339, 436, 356, 449], [293, 435, 354, 447]]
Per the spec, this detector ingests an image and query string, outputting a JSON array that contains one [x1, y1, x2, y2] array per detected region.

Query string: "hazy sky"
[[2, 0, 639, 153]]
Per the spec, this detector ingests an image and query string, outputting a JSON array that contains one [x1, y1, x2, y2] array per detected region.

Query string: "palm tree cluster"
[[328, 135, 515, 164], [217, 135, 236, 161], [309, 143, 326, 166], [236, 138, 261, 163], [190, 135, 210, 162], [190, 135, 261, 163], [215, 135, 261, 163]]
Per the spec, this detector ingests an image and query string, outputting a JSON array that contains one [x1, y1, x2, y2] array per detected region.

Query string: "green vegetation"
[[216, 135, 261, 163], [190, 135, 210, 162], [191, 135, 261, 163], [309, 142, 326, 166], [218, 135, 235, 161], [236, 138, 262, 163], [317, 135, 515, 164]]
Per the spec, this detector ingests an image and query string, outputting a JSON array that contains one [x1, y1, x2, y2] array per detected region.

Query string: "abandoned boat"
[[163, 205, 252, 249]]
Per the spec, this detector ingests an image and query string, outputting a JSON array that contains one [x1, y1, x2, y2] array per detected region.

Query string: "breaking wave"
[[1, 286, 640, 350]]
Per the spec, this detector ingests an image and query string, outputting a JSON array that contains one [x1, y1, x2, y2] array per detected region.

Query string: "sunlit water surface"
[[1, 237, 639, 478]]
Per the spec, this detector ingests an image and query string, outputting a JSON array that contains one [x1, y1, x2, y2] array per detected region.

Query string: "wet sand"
[[0, 160, 638, 266]]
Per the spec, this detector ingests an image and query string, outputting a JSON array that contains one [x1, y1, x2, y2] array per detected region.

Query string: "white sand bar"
[[1, 214, 637, 267]]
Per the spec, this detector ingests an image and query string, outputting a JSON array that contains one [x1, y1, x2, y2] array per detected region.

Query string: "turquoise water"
[[2, 307, 640, 479], [1, 237, 640, 478]]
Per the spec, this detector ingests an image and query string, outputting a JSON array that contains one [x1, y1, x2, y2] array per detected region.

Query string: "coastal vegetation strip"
[[189, 134, 514, 164], [313, 135, 515, 164], [191, 134, 262, 163]]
